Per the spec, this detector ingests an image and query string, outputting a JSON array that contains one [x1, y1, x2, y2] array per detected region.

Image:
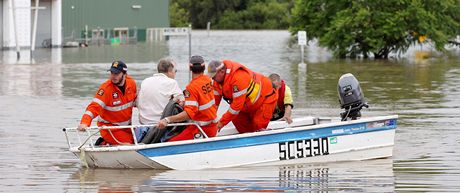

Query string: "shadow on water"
[[68, 159, 394, 192]]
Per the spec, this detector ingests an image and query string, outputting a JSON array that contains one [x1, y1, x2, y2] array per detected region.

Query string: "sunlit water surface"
[[1, 30, 459, 192]]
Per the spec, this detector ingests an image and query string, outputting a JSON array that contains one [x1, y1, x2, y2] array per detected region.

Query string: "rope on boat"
[[106, 126, 131, 145], [79, 147, 89, 168], [77, 131, 99, 168], [78, 131, 99, 150]]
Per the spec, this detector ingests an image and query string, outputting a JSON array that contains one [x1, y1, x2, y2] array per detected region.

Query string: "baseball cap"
[[108, 61, 128, 74], [207, 60, 224, 77], [189, 55, 205, 65]]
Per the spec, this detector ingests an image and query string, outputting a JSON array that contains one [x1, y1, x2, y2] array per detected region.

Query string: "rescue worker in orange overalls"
[[77, 61, 137, 145], [157, 55, 218, 141], [207, 60, 278, 133]]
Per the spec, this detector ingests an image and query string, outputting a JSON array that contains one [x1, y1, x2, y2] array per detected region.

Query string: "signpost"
[[162, 27, 190, 36], [162, 26, 193, 81], [298, 31, 307, 65]]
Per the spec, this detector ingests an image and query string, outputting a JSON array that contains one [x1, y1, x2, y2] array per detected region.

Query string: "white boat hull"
[[68, 115, 398, 170]]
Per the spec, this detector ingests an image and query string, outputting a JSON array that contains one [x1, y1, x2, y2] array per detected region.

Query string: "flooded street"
[[1, 30, 459, 192]]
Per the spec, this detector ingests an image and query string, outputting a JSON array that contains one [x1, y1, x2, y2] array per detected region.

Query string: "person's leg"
[[167, 125, 196, 142], [167, 123, 218, 141], [101, 129, 134, 145], [252, 100, 277, 131], [232, 112, 254, 133]]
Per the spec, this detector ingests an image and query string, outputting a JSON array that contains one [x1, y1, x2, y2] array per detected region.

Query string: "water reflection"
[[69, 159, 393, 192], [0, 56, 62, 96], [60, 42, 169, 64]]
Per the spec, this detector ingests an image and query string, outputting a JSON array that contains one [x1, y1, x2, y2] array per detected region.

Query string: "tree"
[[170, 0, 190, 27], [169, 0, 293, 29], [217, 0, 291, 29], [290, 0, 460, 59]]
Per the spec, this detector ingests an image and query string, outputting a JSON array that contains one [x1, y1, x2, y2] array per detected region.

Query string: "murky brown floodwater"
[[1, 30, 459, 192]]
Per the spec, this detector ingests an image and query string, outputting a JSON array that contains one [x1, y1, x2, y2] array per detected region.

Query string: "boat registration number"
[[279, 137, 329, 160]]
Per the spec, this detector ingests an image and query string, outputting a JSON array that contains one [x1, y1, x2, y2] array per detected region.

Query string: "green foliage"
[[217, 1, 291, 29], [170, 0, 190, 27], [290, 0, 460, 58], [170, 0, 293, 29]]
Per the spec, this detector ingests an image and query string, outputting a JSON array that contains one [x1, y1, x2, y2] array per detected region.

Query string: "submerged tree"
[[290, 0, 460, 59]]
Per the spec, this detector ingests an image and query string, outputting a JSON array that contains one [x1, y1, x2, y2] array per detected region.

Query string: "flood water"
[[1, 30, 459, 192]]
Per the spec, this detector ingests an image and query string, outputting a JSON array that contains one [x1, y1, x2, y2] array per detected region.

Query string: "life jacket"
[[271, 80, 286, 121], [277, 80, 286, 112]]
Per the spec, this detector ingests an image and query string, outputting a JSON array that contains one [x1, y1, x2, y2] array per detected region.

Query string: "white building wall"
[[1, 0, 61, 49], [35, 0, 51, 48], [3, 0, 31, 48]]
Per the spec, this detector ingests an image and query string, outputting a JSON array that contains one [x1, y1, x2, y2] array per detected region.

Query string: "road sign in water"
[[298, 31, 307, 45]]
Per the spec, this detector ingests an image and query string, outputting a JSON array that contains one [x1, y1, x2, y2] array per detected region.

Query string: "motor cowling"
[[338, 73, 368, 121]]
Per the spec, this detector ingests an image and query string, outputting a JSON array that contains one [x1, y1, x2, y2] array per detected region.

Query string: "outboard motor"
[[338, 73, 368, 121]]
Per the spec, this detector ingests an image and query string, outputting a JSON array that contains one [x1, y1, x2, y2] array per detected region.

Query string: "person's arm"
[[158, 87, 196, 129], [281, 105, 293, 124], [78, 88, 106, 131], [218, 71, 250, 129], [157, 111, 190, 129], [281, 85, 294, 124], [171, 81, 185, 103], [212, 81, 223, 107]]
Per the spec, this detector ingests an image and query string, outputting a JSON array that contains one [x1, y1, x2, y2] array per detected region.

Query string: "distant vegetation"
[[289, 0, 460, 59], [170, 0, 293, 29], [171, 0, 460, 59]]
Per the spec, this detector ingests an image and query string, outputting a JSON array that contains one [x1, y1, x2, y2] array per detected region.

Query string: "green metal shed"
[[62, 0, 169, 43]]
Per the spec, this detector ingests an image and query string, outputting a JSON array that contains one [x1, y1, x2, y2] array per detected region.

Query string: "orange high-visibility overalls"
[[80, 76, 137, 145], [213, 60, 278, 133], [168, 75, 218, 141]]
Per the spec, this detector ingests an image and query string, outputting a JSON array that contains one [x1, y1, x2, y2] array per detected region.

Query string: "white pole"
[[31, 0, 40, 57], [297, 31, 307, 65], [188, 24, 192, 59], [51, 0, 62, 47], [85, 25, 88, 45], [300, 45, 304, 64], [11, 0, 21, 59], [188, 24, 192, 81], [207, 22, 211, 37]]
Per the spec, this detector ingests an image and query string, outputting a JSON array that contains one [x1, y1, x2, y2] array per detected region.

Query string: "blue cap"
[[108, 61, 127, 73]]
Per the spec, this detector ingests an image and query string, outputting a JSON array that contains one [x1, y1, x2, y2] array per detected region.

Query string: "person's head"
[[189, 55, 206, 74], [157, 58, 177, 79], [108, 60, 128, 86], [269, 73, 282, 89], [207, 60, 226, 84]]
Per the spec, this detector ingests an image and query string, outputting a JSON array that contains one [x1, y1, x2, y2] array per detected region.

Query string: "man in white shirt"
[[137, 58, 184, 125]]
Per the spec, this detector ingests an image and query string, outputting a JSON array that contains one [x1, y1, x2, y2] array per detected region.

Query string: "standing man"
[[207, 60, 278, 133], [77, 61, 137, 145], [157, 55, 218, 141], [269, 73, 293, 124], [137, 58, 184, 125]]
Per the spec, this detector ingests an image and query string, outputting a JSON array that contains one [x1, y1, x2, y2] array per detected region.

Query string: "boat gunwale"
[[69, 115, 398, 153]]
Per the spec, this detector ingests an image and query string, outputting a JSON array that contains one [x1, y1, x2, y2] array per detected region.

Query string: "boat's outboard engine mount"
[[338, 73, 369, 121]]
